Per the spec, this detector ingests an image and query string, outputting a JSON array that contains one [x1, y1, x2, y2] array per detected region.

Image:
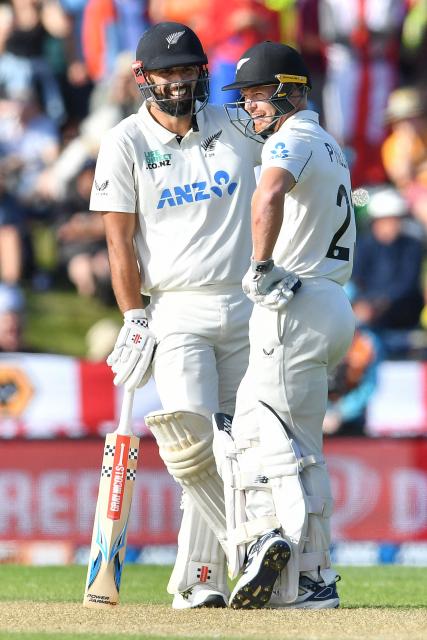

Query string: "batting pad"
[[167, 492, 228, 595], [145, 410, 227, 553], [212, 412, 279, 579], [257, 401, 332, 603]]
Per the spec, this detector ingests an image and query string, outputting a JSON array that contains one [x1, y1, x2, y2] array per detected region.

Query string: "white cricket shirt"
[[261, 110, 356, 285], [90, 100, 260, 293]]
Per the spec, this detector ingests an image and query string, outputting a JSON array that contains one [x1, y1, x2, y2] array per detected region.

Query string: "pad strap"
[[299, 549, 331, 572], [307, 496, 334, 517], [233, 515, 281, 545]]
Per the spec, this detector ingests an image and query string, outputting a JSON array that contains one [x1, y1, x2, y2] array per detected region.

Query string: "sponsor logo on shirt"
[[144, 150, 172, 170], [94, 180, 110, 196], [156, 170, 237, 209], [270, 142, 289, 160], [201, 130, 222, 157], [94, 179, 109, 192]]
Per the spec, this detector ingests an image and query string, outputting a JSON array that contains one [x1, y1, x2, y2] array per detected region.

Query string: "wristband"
[[251, 258, 274, 274]]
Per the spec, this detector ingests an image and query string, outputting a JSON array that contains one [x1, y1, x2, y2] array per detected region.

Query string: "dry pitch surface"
[[1, 602, 426, 640], [0, 566, 426, 640]]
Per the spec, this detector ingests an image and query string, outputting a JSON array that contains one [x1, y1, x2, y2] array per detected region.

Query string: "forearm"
[[103, 212, 144, 313], [251, 167, 294, 261], [109, 243, 143, 313], [251, 188, 284, 260]]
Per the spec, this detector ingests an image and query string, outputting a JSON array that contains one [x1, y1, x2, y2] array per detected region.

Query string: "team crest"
[[201, 130, 222, 157], [166, 31, 185, 48], [237, 57, 250, 71]]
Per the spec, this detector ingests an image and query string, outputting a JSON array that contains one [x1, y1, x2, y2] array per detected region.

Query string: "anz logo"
[[157, 170, 238, 209], [270, 141, 289, 160]]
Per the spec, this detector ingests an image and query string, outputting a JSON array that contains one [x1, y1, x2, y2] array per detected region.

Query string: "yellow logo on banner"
[[0, 367, 33, 417]]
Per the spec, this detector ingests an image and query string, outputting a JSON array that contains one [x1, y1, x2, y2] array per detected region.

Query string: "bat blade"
[[83, 431, 139, 608]]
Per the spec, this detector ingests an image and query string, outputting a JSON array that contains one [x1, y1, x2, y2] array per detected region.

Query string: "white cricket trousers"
[[148, 286, 251, 417], [146, 286, 251, 594], [233, 277, 355, 580]]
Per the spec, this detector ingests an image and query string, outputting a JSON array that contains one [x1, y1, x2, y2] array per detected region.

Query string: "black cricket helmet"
[[222, 41, 311, 140], [132, 22, 209, 116]]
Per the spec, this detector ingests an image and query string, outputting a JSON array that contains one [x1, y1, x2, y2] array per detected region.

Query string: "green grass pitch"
[[0, 565, 426, 640]]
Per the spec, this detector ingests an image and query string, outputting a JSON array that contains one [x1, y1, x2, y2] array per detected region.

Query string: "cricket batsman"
[[215, 41, 356, 609], [90, 22, 261, 608]]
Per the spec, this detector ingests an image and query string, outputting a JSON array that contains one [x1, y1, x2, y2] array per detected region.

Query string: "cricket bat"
[[83, 388, 139, 608]]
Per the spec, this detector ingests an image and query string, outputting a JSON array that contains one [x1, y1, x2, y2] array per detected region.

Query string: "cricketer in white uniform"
[[217, 41, 356, 609], [90, 23, 260, 609]]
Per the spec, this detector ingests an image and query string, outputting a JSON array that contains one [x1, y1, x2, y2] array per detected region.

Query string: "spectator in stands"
[[0, 84, 60, 213], [400, 0, 427, 86], [0, 283, 26, 353], [0, 173, 25, 285], [296, 0, 326, 121], [54, 161, 112, 303], [323, 324, 382, 436], [35, 52, 140, 203], [381, 86, 427, 229], [351, 185, 424, 338], [319, 0, 405, 186], [4, 0, 66, 124], [201, 0, 280, 104], [82, 0, 150, 83]]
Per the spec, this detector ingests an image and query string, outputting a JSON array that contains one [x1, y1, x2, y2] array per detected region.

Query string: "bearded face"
[[151, 78, 197, 116]]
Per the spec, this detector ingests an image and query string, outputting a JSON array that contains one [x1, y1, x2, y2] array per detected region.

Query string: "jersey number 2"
[[326, 184, 353, 261]]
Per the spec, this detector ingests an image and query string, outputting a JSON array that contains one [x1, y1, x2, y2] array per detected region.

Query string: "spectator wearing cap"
[[381, 86, 427, 229], [0, 283, 27, 352], [351, 185, 424, 337]]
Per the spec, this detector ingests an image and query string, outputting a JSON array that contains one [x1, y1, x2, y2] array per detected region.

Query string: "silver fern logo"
[[166, 30, 185, 48], [236, 57, 250, 71], [201, 130, 222, 157]]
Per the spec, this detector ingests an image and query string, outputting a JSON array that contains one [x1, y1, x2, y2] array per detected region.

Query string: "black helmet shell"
[[222, 41, 311, 91], [136, 22, 208, 71]]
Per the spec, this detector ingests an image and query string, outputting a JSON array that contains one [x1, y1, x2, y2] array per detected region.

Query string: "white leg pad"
[[145, 410, 227, 551], [212, 413, 279, 579], [167, 492, 228, 595], [257, 401, 332, 602]]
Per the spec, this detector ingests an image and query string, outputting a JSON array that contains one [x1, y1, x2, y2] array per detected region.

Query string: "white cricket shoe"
[[229, 530, 291, 609], [172, 584, 228, 609], [269, 574, 340, 609]]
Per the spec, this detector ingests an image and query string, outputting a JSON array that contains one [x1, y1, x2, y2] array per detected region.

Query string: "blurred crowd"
[[1, 0, 427, 436]]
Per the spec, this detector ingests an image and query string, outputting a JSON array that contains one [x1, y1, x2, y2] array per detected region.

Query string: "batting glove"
[[107, 308, 156, 390], [242, 258, 301, 310]]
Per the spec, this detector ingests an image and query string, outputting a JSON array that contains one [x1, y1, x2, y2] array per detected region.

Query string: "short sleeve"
[[261, 131, 313, 183], [90, 129, 137, 213]]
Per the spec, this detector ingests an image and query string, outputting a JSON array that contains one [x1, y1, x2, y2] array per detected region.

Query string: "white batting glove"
[[242, 258, 301, 311], [107, 309, 156, 390]]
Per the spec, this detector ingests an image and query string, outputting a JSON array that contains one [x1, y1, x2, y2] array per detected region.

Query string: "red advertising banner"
[[0, 438, 180, 546], [0, 438, 426, 544]]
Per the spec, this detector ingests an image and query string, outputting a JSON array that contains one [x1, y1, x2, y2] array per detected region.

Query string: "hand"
[[242, 258, 301, 310], [107, 309, 156, 390]]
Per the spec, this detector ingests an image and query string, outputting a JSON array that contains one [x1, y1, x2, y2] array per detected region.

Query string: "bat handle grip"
[[116, 388, 135, 435]]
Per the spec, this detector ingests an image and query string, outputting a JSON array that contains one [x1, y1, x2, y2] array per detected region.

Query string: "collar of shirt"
[[137, 100, 200, 144], [280, 109, 319, 129]]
